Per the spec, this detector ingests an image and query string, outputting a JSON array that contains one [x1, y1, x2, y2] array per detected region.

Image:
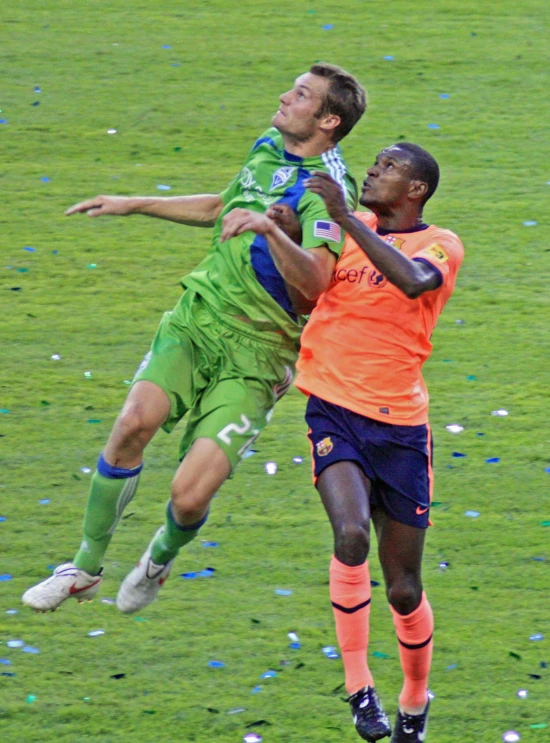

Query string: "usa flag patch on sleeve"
[[313, 220, 341, 242]]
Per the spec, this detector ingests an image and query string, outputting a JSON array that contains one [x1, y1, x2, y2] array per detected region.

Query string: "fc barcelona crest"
[[316, 437, 334, 457]]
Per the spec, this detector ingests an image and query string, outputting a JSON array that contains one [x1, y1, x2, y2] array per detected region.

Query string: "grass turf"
[[1, 1, 549, 741]]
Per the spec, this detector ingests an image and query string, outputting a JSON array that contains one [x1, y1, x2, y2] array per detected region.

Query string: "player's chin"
[[272, 112, 285, 129], [359, 192, 375, 208]]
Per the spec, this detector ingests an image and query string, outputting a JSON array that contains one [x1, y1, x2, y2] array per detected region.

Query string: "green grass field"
[[1, 1, 549, 741]]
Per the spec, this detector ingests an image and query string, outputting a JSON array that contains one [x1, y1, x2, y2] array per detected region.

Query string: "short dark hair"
[[309, 62, 366, 143], [394, 142, 440, 204]]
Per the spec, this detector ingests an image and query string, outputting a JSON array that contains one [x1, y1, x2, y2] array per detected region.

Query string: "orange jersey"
[[295, 212, 464, 425]]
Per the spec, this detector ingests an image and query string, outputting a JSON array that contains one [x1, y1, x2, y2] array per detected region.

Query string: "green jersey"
[[179, 127, 357, 347]]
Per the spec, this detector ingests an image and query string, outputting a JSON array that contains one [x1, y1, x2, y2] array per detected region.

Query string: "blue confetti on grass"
[[23, 246, 36, 252], [32, 101, 40, 107], [486, 457, 500, 464], [440, 93, 450, 99], [0, 659, 11, 665], [452, 452, 467, 458], [161, 45, 172, 49], [274, 589, 292, 596], [251, 686, 262, 694], [34, 87, 41, 93], [0, 574, 13, 582], [260, 670, 277, 678], [202, 542, 218, 548], [0, 517, 6, 522], [383, 55, 394, 61], [23, 646, 40, 654], [40, 177, 51, 183], [523, 220, 537, 227], [322, 24, 334, 30], [465, 510, 480, 518], [0, 120, 7, 125], [208, 660, 225, 668], [181, 567, 215, 579], [157, 184, 171, 190], [428, 123, 440, 129], [38, 499, 50, 505]]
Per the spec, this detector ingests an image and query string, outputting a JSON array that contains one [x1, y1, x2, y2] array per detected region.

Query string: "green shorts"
[[133, 290, 297, 470]]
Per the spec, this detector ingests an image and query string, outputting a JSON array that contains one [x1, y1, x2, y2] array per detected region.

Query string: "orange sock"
[[330, 556, 373, 695], [391, 591, 433, 710]]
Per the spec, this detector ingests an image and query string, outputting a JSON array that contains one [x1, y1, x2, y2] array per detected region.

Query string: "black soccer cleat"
[[348, 686, 392, 741], [391, 698, 430, 742]]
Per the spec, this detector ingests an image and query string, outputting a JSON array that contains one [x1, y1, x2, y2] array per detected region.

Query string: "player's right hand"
[[266, 204, 302, 244], [65, 195, 134, 217]]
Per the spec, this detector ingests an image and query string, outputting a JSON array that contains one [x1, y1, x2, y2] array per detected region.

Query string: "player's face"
[[360, 147, 415, 210], [272, 73, 331, 142]]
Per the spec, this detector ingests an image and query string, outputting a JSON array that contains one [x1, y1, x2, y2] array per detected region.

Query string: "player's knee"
[[115, 405, 154, 446], [334, 521, 370, 564], [387, 578, 422, 616]]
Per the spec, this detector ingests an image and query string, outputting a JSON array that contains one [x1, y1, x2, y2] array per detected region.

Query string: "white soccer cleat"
[[22, 563, 102, 612], [116, 527, 173, 614]]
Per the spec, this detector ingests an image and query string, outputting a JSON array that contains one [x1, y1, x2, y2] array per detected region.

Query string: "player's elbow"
[[302, 275, 330, 301], [402, 282, 425, 299]]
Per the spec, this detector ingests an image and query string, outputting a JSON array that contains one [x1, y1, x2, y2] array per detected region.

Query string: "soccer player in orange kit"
[[293, 143, 464, 742]]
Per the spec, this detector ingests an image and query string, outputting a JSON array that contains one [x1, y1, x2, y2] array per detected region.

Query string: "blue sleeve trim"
[[97, 453, 143, 479], [168, 501, 209, 531], [253, 136, 276, 151], [412, 257, 443, 289]]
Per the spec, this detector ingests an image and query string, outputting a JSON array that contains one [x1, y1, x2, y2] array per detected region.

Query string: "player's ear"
[[409, 180, 428, 202], [319, 114, 341, 138]]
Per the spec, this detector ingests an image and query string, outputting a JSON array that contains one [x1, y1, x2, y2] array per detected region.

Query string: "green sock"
[[73, 470, 140, 575], [150, 502, 208, 564]]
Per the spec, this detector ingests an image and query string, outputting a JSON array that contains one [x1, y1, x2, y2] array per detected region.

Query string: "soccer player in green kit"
[[23, 63, 366, 613]]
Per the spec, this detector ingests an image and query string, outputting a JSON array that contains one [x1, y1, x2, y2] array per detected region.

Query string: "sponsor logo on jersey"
[[384, 235, 404, 250], [240, 167, 255, 189], [316, 437, 334, 457], [368, 269, 388, 289], [314, 220, 342, 243], [239, 166, 279, 207], [270, 166, 295, 191], [425, 243, 448, 262]]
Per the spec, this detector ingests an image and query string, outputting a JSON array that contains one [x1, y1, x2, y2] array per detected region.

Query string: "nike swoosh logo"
[[416, 506, 429, 515], [69, 578, 101, 595]]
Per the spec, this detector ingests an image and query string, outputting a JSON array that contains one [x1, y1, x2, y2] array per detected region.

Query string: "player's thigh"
[[373, 508, 426, 582], [178, 377, 274, 471], [132, 311, 207, 432], [368, 422, 432, 529]]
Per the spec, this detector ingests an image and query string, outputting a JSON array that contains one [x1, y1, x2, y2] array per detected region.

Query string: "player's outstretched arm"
[[65, 194, 224, 227]]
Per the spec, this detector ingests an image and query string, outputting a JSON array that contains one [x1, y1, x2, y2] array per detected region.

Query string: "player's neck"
[[282, 134, 336, 159], [374, 207, 424, 232]]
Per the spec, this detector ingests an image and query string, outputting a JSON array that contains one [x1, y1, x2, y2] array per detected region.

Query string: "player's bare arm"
[[306, 171, 440, 299], [65, 193, 224, 227], [267, 204, 317, 315], [220, 207, 335, 300]]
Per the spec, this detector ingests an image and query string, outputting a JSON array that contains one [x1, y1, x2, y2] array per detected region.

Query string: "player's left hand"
[[220, 208, 274, 242], [305, 171, 350, 224]]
